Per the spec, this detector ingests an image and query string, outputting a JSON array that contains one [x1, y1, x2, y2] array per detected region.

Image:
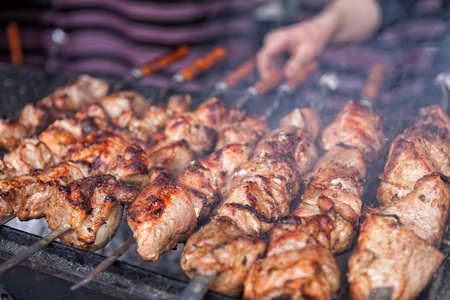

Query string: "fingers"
[[257, 30, 289, 80], [283, 43, 317, 78]]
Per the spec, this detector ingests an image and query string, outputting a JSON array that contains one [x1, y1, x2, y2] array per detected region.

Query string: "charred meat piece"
[[0, 118, 29, 152], [348, 214, 445, 300], [218, 153, 301, 238], [108, 94, 192, 145], [18, 75, 108, 136], [63, 131, 129, 175], [244, 216, 340, 300], [377, 106, 450, 204], [181, 216, 266, 297], [1, 137, 55, 180], [215, 109, 269, 150], [126, 173, 197, 261], [319, 101, 385, 161], [293, 162, 365, 254], [0, 161, 89, 221], [178, 143, 252, 219], [100, 91, 149, 119], [46, 174, 139, 251]]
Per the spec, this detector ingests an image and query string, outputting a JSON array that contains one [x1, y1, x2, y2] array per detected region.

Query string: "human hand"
[[257, 18, 334, 80]]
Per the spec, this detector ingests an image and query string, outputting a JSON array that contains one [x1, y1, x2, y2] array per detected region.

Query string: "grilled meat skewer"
[[243, 100, 386, 300], [127, 111, 269, 262], [180, 108, 321, 297], [71, 105, 270, 291], [348, 105, 450, 300], [244, 65, 387, 300], [0, 75, 108, 151]]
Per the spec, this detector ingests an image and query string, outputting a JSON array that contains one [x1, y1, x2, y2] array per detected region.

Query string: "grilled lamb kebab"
[[243, 100, 386, 300], [348, 105, 450, 300], [126, 109, 269, 262], [0, 91, 191, 181], [180, 108, 321, 297], [0, 75, 108, 151]]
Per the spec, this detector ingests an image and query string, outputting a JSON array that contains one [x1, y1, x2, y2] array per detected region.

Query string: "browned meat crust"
[[126, 173, 197, 261], [319, 100, 385, 161], [46, 174, 139, 251], [348, 214, 445, 300]]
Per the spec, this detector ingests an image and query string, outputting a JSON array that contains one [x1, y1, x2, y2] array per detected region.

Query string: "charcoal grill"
[[0, 8, 450, 298]]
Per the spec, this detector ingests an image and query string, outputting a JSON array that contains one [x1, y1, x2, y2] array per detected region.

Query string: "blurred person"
[[257, 0, 430, 80]]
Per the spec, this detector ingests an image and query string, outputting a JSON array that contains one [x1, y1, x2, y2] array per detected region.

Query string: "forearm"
[[313, 0, 382, 45]]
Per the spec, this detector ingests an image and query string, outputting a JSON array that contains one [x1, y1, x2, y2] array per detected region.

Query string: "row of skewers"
[[0, 47, 316, 293], [0, 44, 447, 300]]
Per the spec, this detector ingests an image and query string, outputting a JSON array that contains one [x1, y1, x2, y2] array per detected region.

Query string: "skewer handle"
[[179, 273, 216, 300], [285, 60, 318, 91], [0, 226, 71, 276], [178, 47, 227, 82], [252, 70, 284, 96], [222, 57, 256, 89], [139, 45, 189, 77], [361, 63, 387, 104]]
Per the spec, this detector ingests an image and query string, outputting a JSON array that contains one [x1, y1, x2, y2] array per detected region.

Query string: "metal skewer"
[[0, 215, 16, 227], [112, 45, 189, 92], [235, 70, 285, 109], [179, 274, 216, 300], [0, 226, 71, 277], [70, 237, 136, 291], [265, 60, 318, 118], [155, 47, 227, 102], [206, 57, 257, 99]]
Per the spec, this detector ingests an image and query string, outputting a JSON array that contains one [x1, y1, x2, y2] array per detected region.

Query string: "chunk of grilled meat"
[[319, 101, 385, 161], [45, 174, 139, 251], [0, 161, 90, 220], [215, 108, 269, 150], [0, 75, 107, 152], [178, 144, 253, 219], [244, 101, 386, 300], [0, 119, 29, 152], [127, 111, 269, 262], [18, 75, 108, 137], [63, 131, 129, 175], [126, 173, 197, 261], [348, 106, 450, 300], [142, 97, 227, 177], [0, 105, 109, 180], [1, 137, 55, 180], [293, 162, 365, 253], [377, 105, 450, 204], [100, 91, 149, 119], [181, 109, 322, 296], [372, 173, 450, 247], [348, 214, 445, 300], [108, 93, 192, 146], [244, 217, 340, 300], [182, 216, 266, 297], [218, 153, 302, 238]]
